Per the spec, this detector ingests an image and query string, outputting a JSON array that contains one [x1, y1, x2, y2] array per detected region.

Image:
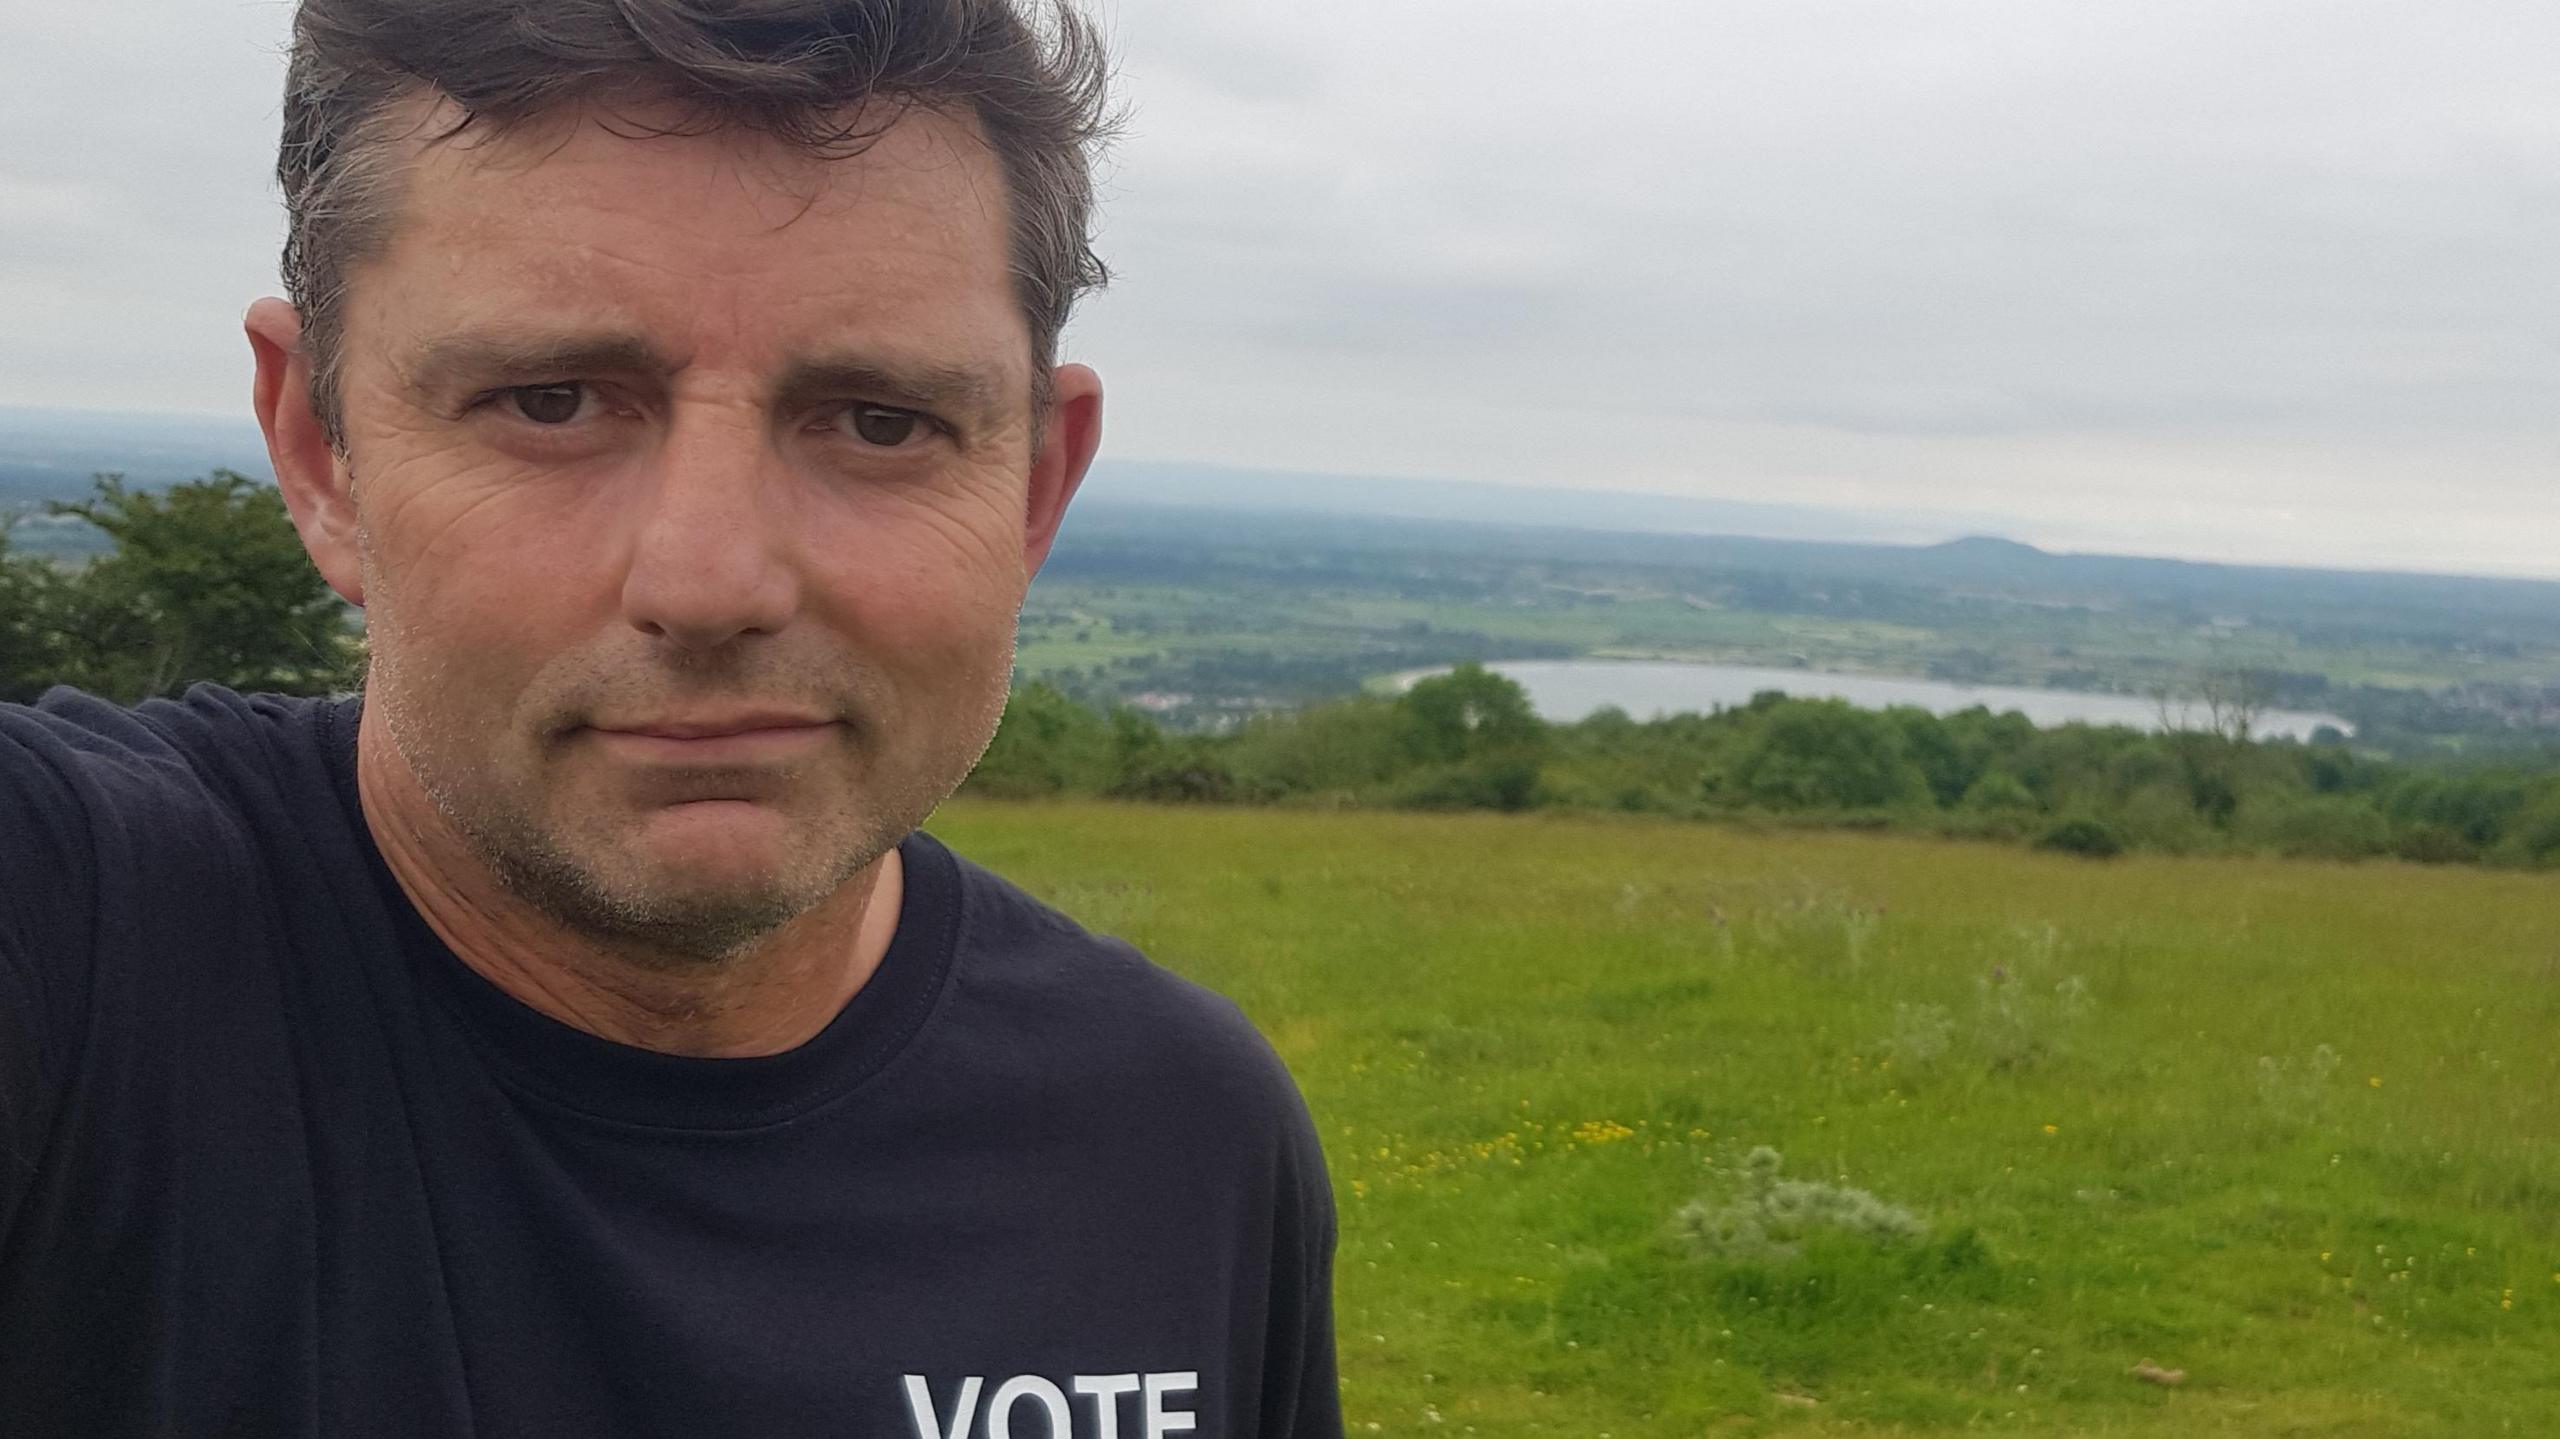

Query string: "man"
[[0, 2, 1340, 1434]]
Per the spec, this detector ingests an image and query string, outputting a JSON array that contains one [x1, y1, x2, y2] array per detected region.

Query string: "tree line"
[[970, 665, 2560, 868]]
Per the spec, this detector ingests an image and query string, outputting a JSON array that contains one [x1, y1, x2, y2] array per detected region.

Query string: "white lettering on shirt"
[[904, 1374, 984, 1439], [898, 1371, 1197, 1439], [1144, 1372, 1199, 1438], [988, 1375, 1073, 1439], [1072, 1373, 1141, 1439]]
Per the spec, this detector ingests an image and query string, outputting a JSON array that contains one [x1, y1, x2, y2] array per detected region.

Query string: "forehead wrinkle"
[[355, 102, 1030, 414]]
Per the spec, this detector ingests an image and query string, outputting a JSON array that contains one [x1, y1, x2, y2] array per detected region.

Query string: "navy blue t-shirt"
[[0, 687, 1340, 1436]]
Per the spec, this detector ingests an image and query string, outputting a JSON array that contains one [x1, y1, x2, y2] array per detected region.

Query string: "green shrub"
[[2236, 793, 2394, 860], [1959, 769, 2039, 814], [2393, 822, 2477, 865], [2035, 816, 2124, 858], [1392, 757, 1542, 812], [1107, 742, 1237, 803]]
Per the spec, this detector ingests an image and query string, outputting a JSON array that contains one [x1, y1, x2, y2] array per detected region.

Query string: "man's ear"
[[246, 297, 366, 606], [1022, 362, 1103, 576]]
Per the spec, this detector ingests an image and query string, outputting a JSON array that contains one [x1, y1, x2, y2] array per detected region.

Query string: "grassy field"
[[930, 800, 2560, 1436]]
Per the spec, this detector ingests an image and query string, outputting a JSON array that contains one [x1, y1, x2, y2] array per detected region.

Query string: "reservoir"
[[1428, 659, 2355, 740]]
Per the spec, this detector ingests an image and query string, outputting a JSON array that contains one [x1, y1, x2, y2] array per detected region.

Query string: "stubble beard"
[[359, 566, 1012, 971], [376, 662, 939, 970]]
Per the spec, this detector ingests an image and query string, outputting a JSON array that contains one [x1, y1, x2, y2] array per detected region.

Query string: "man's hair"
[[277, 0, 1113, 444]]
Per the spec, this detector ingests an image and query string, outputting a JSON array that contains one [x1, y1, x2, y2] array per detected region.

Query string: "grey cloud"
[[8, 0, 2560, 573]]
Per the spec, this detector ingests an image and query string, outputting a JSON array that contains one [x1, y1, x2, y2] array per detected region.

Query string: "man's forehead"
[[381, 86, 998, 214], [348, 88, 1030, 402]]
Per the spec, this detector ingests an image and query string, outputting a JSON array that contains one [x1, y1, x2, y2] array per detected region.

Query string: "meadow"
[[931, 800, 2560, 1436]]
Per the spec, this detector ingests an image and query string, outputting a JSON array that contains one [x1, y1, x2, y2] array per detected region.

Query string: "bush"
[[2493, 783, 2560, 866], [1107, 742, 1237, 804], [1393, 757, 1542, 812], [2235, 793, 2394, 861], [2393, 823, 2477, 865], [2112, 781, 2218, 854], [1225, 696, 1405, 798], [2036, 817, 2124, 858], [1960, 769, 2040, 815]]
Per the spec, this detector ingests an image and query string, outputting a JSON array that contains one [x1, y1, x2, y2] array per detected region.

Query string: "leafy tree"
[[1226, 695, 1404, 798], [966, 680, 1113, 797], [1725, 698, 1928, 810], [1889, 705, 1971, 807], [0, 521, 73, 704], [43, 472, 360, 701], [1390, 663, 1549, 811], [1394, 662, 1546, 766], [2377, 770, 2525, 849]]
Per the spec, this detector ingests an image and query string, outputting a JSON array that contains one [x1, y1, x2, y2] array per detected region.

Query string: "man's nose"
[[618, 412, 802, 651]]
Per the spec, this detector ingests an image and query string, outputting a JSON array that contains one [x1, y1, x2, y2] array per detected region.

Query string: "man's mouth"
[[583, 716, 841, 765]]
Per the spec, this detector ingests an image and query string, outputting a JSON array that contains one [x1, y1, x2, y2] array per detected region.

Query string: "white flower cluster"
[[1676, 1146, 1927, 1262]]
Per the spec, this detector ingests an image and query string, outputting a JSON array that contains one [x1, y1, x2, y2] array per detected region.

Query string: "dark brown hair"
[[277, 0, 1114, 443]]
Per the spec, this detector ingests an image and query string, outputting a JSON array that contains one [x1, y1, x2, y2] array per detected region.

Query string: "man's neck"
[[353, 717, 902, 1059]]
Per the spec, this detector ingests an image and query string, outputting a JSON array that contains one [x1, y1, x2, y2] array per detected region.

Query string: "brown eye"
[[509, 384, 586, 425], [848, 405, 919, 447]]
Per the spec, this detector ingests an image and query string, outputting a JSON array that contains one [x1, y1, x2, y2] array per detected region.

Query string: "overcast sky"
[[3, 1, 2555, 576]]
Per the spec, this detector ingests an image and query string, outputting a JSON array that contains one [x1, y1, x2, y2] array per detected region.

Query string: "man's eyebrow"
[[775, 354, 1008, 422], [399, 332, 672, 393]]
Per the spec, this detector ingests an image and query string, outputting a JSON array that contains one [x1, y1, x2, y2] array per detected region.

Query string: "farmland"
[[934, 800, 2560, 1436]]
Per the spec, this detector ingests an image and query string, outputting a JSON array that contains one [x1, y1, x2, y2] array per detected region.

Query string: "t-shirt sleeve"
[[0, 703, 100, 1238], [1262, 1077, 1345, 1437]]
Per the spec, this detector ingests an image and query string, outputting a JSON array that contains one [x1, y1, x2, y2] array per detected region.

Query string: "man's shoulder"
[[1, 684, 342, 809], [0, 688, 357, 1158], [0, 684, 353, 938], [928, 839, 1309, 1123]]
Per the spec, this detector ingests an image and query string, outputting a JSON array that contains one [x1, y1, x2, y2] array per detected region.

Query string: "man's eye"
[[840, 405, 922, 448], [502, 383, 590, 425]]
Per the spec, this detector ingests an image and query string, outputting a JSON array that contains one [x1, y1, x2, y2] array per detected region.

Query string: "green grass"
[[929, 800, 2560, 1436]]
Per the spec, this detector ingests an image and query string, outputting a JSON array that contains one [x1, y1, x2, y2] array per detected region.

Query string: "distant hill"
[[1927, 535, 2051, 564], [1083, 458, 2000, 549]]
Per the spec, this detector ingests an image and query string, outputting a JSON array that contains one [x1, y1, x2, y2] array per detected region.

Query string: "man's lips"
[[581, 718, 841, 764]]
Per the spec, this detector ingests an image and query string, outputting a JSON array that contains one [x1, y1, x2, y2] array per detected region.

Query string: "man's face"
[[311, 102, 1079, 959]]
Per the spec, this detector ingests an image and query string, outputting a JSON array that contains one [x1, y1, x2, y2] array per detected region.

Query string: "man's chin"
[[531, 867, 817, 968], [471, 817, 839, 967]]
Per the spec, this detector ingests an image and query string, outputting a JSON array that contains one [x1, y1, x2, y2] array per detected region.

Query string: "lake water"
[[1419, 659, 2355, 740]]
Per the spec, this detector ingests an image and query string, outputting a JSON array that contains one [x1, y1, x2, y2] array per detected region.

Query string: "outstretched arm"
[[0, 702, 98, 1242]]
